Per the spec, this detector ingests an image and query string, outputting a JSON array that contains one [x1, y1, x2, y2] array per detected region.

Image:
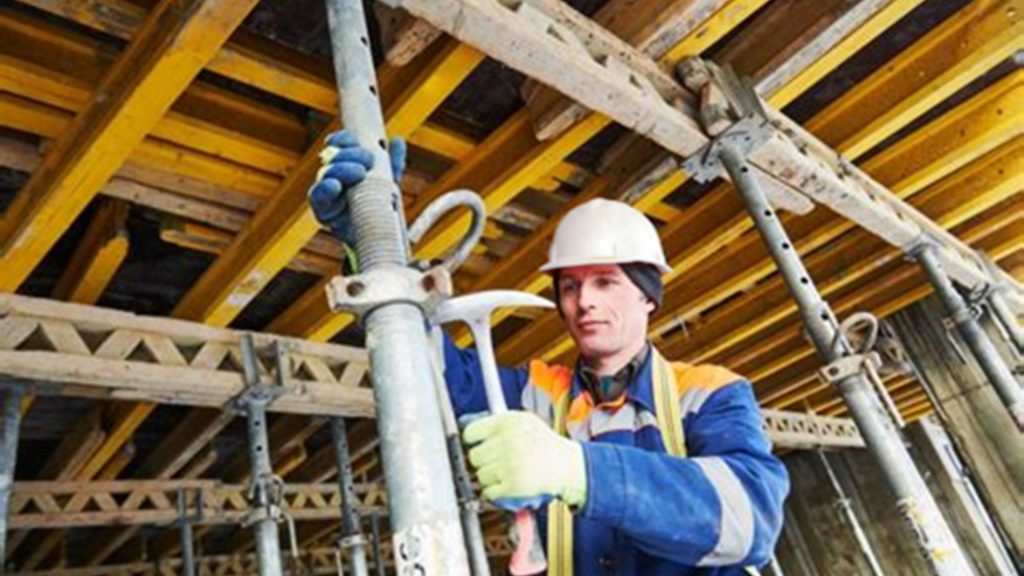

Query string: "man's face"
[[557, 264, 654, 362]]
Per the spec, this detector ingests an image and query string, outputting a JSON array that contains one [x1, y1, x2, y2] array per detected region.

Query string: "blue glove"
[[308, 129, 407, 245]]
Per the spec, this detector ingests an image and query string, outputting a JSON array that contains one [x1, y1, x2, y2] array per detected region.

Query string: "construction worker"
[[311, 130, 790, 575]]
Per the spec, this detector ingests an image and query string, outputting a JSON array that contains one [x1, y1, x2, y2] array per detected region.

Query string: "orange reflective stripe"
[[673, 362, 743, 397], [528, 359, 572, 400]]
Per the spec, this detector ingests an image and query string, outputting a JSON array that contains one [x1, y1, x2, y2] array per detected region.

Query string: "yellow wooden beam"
[[385, 39, 484, 137], [805, 0, 1023, 157], [671, 137, 1024, 366], [172, 34, 480, 327], [0, 0, 260, 292], [758, 214, 1022, 408], [16, 0, 338, 114], [659, 0, 775, 63], [51, 200, 129, 304], [766, 0, 927, 109], [860, 70, 1023, 198], [511, 13, 1021, 366]]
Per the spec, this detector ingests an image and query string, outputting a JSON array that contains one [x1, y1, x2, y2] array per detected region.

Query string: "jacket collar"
[[571, 343, 656, 413]]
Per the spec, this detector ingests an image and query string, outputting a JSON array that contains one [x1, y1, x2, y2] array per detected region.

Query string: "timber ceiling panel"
[[0, 0, 1020, 569]]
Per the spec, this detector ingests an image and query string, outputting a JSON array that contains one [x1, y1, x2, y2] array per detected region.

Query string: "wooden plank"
[[522, 0, 744, 140], [504, 20, 1023, 365], [668, 138, 1024, 366], [804, 0, 1023, 158], [0, 0, 261, 291], [51, 200, 130, 304]]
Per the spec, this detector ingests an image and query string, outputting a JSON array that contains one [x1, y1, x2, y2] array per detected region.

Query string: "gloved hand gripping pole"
[[323, 0, 470, 573]]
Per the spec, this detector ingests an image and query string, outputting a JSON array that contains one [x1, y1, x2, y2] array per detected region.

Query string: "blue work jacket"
[[444, 340, 790, 575]]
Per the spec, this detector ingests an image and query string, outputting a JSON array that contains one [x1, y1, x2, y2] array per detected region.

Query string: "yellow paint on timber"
[[767, 0, 927, 108], [412, 112, 611, 260], [660, 0, 774, 63], [51, 200, 130, 304], [386, 40, 485, 137], [859, 71, 1023, 198], [75, 403, 157, 481], [518, 10, 1022, 366], [0, 0, 261, 292], [805, 0, 1023, 158], [172, 38, 482, 327]]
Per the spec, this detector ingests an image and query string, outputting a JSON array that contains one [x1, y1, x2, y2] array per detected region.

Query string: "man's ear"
[[644, 296, 656, 315]]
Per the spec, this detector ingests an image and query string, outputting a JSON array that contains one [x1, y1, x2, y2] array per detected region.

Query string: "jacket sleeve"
[[442, 334, 531, 417], [578, 380, 789, 568]]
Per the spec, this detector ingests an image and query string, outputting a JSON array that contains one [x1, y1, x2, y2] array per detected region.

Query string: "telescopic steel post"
[[240, 335, 284, 576], [331, 418, 368, 576], [323, 0, 469, 573], [717, 144, 973, 575], [913, 244, 1024, 430], [0, 387, 23, 568], [177, 489, 197, 576]]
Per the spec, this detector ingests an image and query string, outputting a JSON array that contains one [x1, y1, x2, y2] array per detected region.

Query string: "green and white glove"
[[463, 411, 588, 508]]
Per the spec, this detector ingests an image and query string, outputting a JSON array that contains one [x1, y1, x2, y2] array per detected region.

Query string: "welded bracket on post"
[[909, 239, 1024, 430], [237, 333, 285, 576], [678, 58, 773, 182], [680, 58, 974, 574], [229, 337, 294, 413], [326, 265, 452, 318]]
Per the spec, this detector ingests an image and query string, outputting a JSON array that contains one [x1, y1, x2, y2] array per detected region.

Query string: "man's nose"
[[577, 282, 597, 309]]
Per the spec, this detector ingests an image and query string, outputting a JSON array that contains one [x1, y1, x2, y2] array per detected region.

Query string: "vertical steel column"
[[177, 489, 196, 576], [370, 513, 386, 576], [324, 0, 468, 573], [246, 398, 283, 576], [430, 328, 490, 576], [331, 418, 368, 576], [719, 145, 973, 575], [240, 336, 284, 576], [0, 388, 23, 567], [817, 451, 883, 576], [914, 244, 1024, 430]]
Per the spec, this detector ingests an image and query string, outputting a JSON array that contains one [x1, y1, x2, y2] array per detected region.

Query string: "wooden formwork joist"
[[0, 293, 865, 449], [0, 294, 373, 417], [379, 0, 1024, 310]]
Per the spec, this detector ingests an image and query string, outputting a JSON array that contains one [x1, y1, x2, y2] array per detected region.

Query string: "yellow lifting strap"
[[546, 351, 684, 576]]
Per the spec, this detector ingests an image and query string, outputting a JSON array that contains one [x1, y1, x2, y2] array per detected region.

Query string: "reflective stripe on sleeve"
[[694, 456, 755, 566]]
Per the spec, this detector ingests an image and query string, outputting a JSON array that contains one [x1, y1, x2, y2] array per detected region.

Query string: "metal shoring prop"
[[369, 513, 386, 576], [330, 418, 368, 576], [677, 58, 973, 575], [0, 387, 23, 567], [323, 0, 469, 573], [176, 489, 197, 576], [976, 253, 1024, 354], [239, 334, 284, 576], [912, 243, 1024, 430], [816, 450, 883, 576], [717, 144, 973, 574], [427, 326, 491, 576]]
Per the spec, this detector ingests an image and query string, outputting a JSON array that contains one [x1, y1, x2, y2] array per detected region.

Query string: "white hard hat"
[[540, 198, 671, 274]]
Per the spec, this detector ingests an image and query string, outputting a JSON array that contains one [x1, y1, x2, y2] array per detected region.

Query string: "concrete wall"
[[772, 419, 1016, 575], [890, 296, 1023, 558]]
